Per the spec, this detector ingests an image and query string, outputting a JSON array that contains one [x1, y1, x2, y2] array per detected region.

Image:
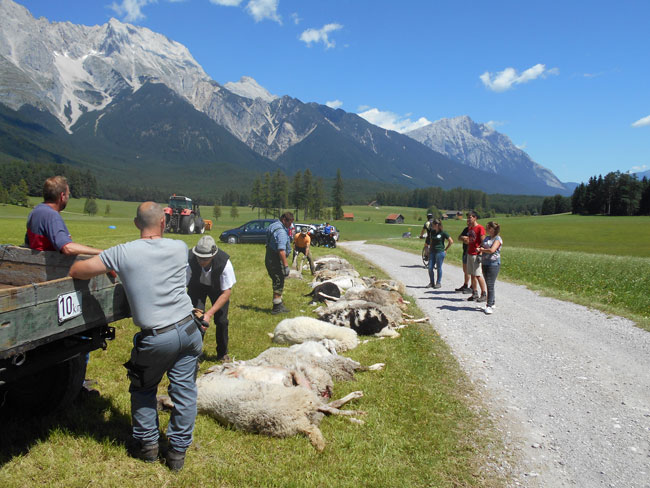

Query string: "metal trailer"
[[0, 245, 131, 413]]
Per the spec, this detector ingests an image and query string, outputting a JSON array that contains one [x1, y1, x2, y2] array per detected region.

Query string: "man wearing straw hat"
[[187, 235, 236, 362]]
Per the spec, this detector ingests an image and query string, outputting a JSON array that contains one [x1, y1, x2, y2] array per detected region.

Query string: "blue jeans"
[[127, 318, 203, 451], [482, 263, 500, 307], [428, 250, 446, 285]]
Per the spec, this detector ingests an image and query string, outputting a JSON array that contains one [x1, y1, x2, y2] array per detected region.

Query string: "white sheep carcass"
[[195, 368, 365, 451], [271, 316, 359, 352]]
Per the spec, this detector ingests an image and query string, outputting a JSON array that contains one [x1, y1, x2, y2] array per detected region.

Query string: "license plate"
[[58, 291, 83, 323]]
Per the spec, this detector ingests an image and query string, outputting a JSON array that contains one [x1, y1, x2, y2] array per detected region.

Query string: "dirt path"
[[339, 241, 650, 488]]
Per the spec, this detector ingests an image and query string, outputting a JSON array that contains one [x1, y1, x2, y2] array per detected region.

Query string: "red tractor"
[[163, 195, 205, 234]]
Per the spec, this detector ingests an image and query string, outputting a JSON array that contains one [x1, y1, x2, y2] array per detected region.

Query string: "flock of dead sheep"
[[160, 255, 428, 451]]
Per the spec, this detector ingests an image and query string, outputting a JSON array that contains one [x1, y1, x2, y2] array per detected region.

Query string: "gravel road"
[[339, 241, 650, 488]]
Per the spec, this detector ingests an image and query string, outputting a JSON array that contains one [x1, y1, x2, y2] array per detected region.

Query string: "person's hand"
[[283, 265, 290, 276]]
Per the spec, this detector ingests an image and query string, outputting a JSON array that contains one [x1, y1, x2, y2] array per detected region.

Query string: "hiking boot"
[[131, 440, 159, 463], [467, 293, 478, 301], [216, 354, 231, 363], [454, 284, 468, 292], [165, 448, 185, 472], [271, 302, 290, 315], [426, 282, 434, 288], [476, 293, 487, 303], [484, 306, 493, 315], [462, 287, 473, 294], [433, 283, 441, 289]]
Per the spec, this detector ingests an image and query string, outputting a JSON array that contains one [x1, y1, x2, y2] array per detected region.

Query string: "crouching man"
[[187, 235, 236, 362], [293, 227, 315, 275], [69, 202, 202, 472]]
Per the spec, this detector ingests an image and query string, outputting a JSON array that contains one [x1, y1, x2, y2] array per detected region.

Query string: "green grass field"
[[0, 199, 648, 487], [0, 213, 503, 487]]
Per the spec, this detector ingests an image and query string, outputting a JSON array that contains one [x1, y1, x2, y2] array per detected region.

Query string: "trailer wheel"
[[181, 215, 195, 234], [1, 353, 87, 415]]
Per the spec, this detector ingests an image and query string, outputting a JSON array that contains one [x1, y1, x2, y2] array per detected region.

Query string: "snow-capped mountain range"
[[0, 0, 571, 196], [406, 116, 566, 191]]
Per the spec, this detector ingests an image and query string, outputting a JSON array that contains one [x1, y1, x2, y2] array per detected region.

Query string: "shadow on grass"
[[0, 394, 132, 467]]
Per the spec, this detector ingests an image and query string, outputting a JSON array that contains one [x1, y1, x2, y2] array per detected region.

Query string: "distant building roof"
[[386, 213, 402, 220]]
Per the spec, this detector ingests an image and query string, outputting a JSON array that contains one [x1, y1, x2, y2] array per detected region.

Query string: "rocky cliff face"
[[406, 116, 566, 191]]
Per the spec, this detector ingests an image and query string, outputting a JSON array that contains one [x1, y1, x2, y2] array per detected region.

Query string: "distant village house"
[[385, 213, 404, 224]]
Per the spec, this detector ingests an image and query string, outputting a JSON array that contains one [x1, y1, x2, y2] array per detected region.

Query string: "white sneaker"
[[484, 306, 493, 315]]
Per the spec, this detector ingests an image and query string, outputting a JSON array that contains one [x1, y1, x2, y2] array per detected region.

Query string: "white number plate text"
[[58, 291, 83, 323]]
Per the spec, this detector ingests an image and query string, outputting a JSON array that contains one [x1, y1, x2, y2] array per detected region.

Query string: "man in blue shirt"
[[265, 212, 294, 314]]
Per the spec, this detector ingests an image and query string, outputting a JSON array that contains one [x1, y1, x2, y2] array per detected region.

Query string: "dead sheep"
[[343, 287, 407, 311], [195, 372, 365, 451], [361, 277, 407, 295], [312, 275, 365, 291], [312, 267, 360, 283], [249, 341, 379, 383], [306, 281, 342, 303], [271, 316, 359, 352], [313, 255, 353, 272], [315, 300, 402, 338]]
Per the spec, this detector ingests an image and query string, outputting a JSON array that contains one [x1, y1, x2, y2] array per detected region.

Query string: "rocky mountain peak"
[[224, 76, 277, 102]]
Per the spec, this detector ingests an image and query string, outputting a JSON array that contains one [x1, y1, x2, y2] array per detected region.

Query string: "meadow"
[[0, 199, 648, 487], [0, 199, 504, 488]]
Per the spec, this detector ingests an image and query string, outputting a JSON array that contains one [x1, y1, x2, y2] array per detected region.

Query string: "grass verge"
[[0, 244, 505, 488]]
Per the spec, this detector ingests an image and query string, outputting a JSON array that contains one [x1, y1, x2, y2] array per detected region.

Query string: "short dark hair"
[[467, 210, 478, 219], [43, 176, 68, 202], [280, 212, 294, 222]]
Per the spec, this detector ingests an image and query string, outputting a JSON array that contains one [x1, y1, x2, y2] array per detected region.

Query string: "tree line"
[[571, 171, 650, 216]]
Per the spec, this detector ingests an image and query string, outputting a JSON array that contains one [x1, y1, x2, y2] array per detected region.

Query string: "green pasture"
[[0, 225, 502, 488]]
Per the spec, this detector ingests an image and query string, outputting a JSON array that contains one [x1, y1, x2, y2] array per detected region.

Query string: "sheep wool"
[[272, 316, 359, 352]]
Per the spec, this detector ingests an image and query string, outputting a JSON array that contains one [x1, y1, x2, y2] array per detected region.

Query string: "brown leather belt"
[[140, 314, 194, 337]]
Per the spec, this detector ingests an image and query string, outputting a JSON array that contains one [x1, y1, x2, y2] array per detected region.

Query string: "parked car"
[[294, 223, 318, 236], [219, 219, 275, 244]]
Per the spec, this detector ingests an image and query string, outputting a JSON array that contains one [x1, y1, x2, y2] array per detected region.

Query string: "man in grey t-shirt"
[[69, 202, 202, 472]]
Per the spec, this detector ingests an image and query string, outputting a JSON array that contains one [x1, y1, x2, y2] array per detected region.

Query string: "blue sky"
[[17, 0, 650, 184]]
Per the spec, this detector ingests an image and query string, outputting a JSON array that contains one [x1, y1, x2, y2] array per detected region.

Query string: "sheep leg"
[[368, 363, 385, 371], [157, 395, 174, 411], [301, 425, 326, 452], [318, 405, 367, 417], [318, 292, 340, 301], [326, 390, 363, 409]]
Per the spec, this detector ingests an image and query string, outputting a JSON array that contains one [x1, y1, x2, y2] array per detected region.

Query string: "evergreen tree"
[[0, 181, 8, 204], [332, 169, 344, 220], [302, 169, 313, 220], [262, 172, 272, 218], [290, 171, 303, 219], [9, 179, 29, 206], [638, 177, 650, 215], [84, 197, 98, 216], [213, 202, 222, 221], [571, 183, 587, 214], [251, 176, 262, 218], [104, 203, 111, 216], [271, 170, 289, 216], [230, 202, 239, 220], [311, 178, 325, 220]]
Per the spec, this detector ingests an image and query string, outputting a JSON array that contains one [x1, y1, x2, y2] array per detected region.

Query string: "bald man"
[[69, 202, 202, 472]]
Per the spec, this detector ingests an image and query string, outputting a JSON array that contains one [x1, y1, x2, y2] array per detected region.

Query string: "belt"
[[141, 314, 194, 337]]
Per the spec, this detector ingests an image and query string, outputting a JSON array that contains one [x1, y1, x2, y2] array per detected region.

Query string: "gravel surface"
[[339, 241, 650, 488]]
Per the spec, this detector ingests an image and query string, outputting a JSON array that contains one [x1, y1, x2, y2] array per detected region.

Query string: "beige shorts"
[[467, 254, 483, 276]]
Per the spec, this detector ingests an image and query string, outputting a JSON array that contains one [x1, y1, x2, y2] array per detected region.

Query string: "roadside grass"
[[0, 236, 504, 487], [383, 238, 650, 331]]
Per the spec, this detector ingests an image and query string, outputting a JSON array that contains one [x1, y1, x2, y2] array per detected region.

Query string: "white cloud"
[[246, 0, 281, 23], [480, 63, 559, 92], [325, 100, 343, 109], [209, 0, 244, 5], [109, 0, 156, 22], [209, 0, 280, 23], [485, 120, 505, 129], [631, 115, 650, 128], [291, 12, 301, 24], [299, 23, 343, 49], [629, 164, 648, 172], [357, 107, 431, 133]]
